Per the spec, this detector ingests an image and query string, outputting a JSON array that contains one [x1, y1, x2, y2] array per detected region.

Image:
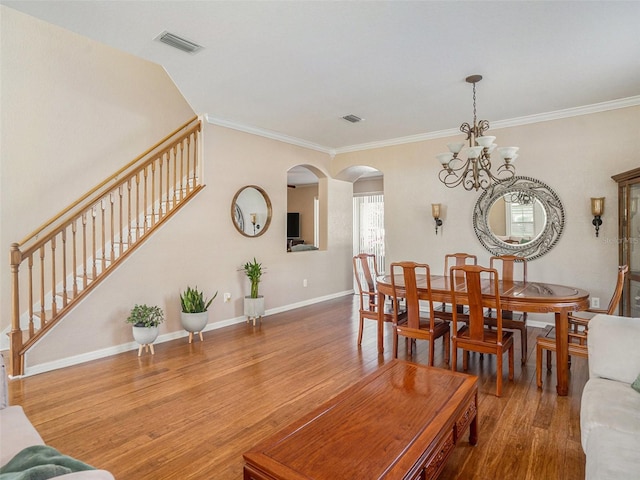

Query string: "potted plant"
[[125, 304, 164, 355], [180, 286, 217, 343], [243, 257, 265, 325]]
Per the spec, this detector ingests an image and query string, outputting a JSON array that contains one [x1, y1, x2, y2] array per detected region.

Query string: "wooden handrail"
[[9, 117, 203, 377], [19, 116, 198, 247]]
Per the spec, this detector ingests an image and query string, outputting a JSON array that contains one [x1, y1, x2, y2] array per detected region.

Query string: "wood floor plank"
[[7, 296, 586, 479]]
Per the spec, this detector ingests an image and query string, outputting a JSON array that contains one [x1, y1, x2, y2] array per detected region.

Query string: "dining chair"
[[535, 265, 628, 387], [569, 265, 628, 334], [390, 262, 450, 366], [353, 253, 406, 346], [535, 327, 588, 388], [450, 264, 514, 397], [485, 255, 529, 364], [434, 253, 478, 321]]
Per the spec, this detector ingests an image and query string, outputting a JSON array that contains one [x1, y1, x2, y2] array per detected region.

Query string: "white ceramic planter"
[[181, 311, 209, 343], [244, 296, 265, 326], [180, 311, 209, 333], [132, 326, 159, 353]]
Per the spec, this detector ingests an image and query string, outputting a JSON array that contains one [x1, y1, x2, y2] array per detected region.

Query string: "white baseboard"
[[16, 290, 354, 378]]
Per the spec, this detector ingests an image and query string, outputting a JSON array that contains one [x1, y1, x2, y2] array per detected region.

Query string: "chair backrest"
[[490, 255, 527, 285], [353, 254, 380, 311], [445, 253, 478, 279], [353, 254, 379, 293], [606, 265, 629, 314], [450, 265, 502, 341], [390, 262, 434, 329]]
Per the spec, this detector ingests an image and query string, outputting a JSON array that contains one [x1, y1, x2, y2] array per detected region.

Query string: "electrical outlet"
[[224, 293, 231, 303], [590, 297, 600, 309], [303, 279, 308, 287]]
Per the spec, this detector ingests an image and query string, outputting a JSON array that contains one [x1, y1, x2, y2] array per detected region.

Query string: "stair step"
[[55, 290, 79, 301]]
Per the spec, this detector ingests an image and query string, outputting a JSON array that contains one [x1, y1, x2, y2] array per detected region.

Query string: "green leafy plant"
[[125, 304, 165, 328], [180, 286, 217, 313], [243, 257, 263, 298]]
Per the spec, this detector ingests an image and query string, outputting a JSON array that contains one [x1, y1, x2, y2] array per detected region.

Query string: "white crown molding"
[[334, 95, 640, 154], [205, 96, 640, 157], [204, 114, 334, 155], [490, 95, 640, 130]]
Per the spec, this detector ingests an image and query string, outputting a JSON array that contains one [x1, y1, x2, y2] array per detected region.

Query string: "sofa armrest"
[[0, 406, 45, 466], [588, 314, 640, 383]]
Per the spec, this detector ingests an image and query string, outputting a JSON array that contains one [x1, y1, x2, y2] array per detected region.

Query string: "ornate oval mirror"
[[231, 185, 272, 237], [473, 176, 564, 260]]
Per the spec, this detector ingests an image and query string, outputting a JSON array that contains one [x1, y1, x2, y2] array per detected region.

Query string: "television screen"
[[287, 212, 300, 238]]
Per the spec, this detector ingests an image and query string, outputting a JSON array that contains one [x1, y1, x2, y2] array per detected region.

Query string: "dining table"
[[376, 274, 589, 397]]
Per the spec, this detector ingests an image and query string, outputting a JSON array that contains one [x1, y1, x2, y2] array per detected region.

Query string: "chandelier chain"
[[472, 81, 477, 129]]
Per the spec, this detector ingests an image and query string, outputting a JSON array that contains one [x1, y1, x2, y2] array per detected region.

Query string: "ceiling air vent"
[[155, 31, 203, 54], [342, 114, 363, 123]]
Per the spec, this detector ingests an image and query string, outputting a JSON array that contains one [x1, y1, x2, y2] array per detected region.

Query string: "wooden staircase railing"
[[8, 116, 203, 376]]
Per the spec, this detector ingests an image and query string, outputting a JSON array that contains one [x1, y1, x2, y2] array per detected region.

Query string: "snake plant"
[[180, 286, 217, 313]]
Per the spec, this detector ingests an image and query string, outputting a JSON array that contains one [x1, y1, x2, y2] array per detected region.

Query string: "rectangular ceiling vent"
[[342, 114, 363, 123], [155, 31, 203, 54]]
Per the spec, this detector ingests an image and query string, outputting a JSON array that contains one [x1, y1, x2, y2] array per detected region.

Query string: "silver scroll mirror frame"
[[231, 185, 272, 238], [473, 176, 565, 261]]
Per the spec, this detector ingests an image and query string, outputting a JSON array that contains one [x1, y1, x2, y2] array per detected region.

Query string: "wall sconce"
[[590, 197, 604, 237], [432, 203, 443, 235], [250, 213, 261, 235]]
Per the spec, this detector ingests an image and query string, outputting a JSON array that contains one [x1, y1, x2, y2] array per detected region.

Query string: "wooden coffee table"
[[243, 360, 478, 480]]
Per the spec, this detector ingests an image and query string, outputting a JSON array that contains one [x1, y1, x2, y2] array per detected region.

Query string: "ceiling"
[[4, 0, 640, 157]]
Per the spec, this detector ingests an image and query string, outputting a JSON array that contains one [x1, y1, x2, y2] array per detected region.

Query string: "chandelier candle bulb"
[[498, 147, 519, 160], [447, 142, 465, 154], [475, 136, 495, 148], [437, 153, 454, 165], [467, 146, 484, 159]]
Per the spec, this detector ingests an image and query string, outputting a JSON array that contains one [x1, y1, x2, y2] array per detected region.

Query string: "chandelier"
[[437, 75, 519, 191]]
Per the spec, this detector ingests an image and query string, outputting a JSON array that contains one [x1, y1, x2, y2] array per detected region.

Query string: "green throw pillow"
[[632, 373, 640, 394]]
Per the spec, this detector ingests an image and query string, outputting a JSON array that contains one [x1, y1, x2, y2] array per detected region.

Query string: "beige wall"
[[333, 106, 640, 323], [354, 176, 384, 195], [1, 7, 195, 341], [1, 8, 353, 371]]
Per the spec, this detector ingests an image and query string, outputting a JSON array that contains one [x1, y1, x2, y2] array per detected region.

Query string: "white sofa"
[[580, 314, 640, 480], [0, 354, 114, 479]]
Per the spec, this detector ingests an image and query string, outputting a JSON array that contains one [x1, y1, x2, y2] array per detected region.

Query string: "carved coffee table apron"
[[243, 360, 478, 480]]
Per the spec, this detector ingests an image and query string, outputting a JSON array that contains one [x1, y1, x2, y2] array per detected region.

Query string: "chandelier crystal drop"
[[437, 75, 519, 191]]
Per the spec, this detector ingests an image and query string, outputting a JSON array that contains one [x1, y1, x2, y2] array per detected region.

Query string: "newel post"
[[9, 243, 23, 376]]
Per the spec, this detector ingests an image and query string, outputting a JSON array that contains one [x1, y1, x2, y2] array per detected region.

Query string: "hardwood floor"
[[7, 296, 587, 479]]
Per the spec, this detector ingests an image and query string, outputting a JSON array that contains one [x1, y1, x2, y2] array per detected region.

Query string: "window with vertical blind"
[[353, 194, 385, 271], [507, 202, 535, 239]]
